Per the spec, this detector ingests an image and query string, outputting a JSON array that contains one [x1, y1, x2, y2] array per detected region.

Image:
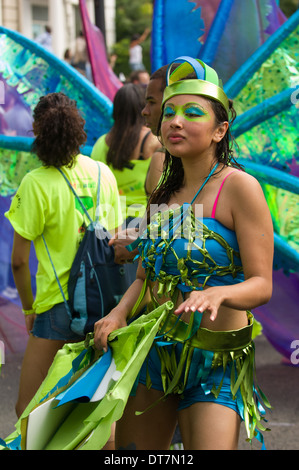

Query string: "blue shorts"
[[138, 342, 242, 417], [32, 302, 84, 341]]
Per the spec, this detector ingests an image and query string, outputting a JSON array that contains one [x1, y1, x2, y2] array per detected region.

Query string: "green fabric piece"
[[4, 341, 87, 446], [6, 301, 173, 450]]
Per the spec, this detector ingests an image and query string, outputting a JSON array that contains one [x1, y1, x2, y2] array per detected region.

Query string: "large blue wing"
[[151, 0, 285, 81], [223, 11, 299, 360], [225, 11, 299, 275], [0, 26, 113, 147]]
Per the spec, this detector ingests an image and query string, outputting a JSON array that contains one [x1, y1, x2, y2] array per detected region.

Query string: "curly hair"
[[148, 95, 243, 212], [31, 92, 87, 168]]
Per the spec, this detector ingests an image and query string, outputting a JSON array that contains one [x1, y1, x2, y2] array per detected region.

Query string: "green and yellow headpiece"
[[162, 56, 229, 114]]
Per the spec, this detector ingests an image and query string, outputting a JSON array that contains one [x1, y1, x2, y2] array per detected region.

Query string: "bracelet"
[[22, 308, 35, 316]]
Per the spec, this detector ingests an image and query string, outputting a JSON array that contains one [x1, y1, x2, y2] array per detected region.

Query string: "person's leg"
[[15, 334, 65, 417], [103, 422, 116, 450], [178, 402, 241, 450], [115, 384, 179, 450], [15, 303, 84, 417]]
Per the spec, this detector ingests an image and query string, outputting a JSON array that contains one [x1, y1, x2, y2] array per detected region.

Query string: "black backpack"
[[42, 162, 129, 337]]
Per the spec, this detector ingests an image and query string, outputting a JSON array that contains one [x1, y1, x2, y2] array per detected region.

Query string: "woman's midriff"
[[151, 282, 248, 332]]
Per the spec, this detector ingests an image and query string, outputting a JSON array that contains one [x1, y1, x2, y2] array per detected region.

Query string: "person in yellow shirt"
[[91, 83, 160, 283], [5, 92, 123, 417], [106, 66, 169, 266]]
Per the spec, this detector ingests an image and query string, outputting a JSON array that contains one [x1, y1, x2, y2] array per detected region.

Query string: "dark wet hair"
[[148, 93, 243, 210], [32, 92, 87, 168], [106, 83, 146, 170]]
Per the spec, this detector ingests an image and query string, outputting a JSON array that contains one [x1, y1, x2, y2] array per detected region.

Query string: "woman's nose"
[[170, 114, 183, 127]]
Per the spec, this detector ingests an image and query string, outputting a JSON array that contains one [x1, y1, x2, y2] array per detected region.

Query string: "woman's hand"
[[94, 308, 127, 352], [108, 228, 139, 264], [174, 288, 223, 322], [24, 314, 36, 335]]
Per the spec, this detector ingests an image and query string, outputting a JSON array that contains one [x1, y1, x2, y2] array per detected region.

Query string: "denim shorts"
[[138, 343, 242, 417], [32, 302, 84, 341]]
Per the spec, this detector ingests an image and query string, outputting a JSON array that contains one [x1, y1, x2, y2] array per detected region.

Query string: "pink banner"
[[79, 0, 122, 101]]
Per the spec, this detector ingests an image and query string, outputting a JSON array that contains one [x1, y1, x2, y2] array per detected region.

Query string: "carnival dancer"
[[94, 57, 274, 450]]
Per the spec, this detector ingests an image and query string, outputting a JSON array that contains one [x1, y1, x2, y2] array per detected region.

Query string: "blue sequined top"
[[137, 164, 244, 296]]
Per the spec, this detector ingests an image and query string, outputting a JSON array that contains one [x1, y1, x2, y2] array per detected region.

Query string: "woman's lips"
[[168, 133, 184, 143]]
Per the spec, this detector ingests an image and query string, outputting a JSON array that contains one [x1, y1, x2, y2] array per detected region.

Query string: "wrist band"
[[22, 308, 35, 316]]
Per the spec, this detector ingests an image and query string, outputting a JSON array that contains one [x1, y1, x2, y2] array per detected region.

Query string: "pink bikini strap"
[[211, 171, 237, 218]]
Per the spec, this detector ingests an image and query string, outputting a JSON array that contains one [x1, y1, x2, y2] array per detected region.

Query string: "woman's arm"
[[130, 28, 150, 47], [175, 172, 274, 320], [94, 261, 148, 351], [11, 231, 35, 333], [227, 172, 274, 305]]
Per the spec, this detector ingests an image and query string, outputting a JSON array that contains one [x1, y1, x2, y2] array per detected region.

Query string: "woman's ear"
[[213, 121, 229, 143]]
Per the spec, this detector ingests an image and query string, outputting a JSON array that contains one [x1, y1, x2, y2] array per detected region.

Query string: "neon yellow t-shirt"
[[91, 134, 150, 219], [5, 155, 123, 314]]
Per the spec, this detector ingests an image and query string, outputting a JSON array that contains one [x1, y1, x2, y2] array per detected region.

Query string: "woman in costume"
[[94, 57, 274, 450], [5, 93, 123, 418], [91, 83, 161, 282]]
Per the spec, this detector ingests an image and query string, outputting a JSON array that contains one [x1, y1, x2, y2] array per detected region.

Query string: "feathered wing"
[[151, 0, 205, 71], [202, 0, 286, 81], [224, 11, 299, 360], [225, 12, 299, 269], [0, 26, 113, 147], [151, 0, 285, 80]]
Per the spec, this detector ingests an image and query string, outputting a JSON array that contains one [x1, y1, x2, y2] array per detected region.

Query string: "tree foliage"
[[112, 0, 153, 78]]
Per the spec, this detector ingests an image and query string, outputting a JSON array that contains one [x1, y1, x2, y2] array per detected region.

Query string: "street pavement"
[[0, 298, 298, 451]]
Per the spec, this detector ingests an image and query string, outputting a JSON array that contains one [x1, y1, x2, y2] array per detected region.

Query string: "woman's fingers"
[[94, 322, 108, 351], [94, 312, 127, 351], [174, 292, 219, 321], [94, 318, 115, 351]]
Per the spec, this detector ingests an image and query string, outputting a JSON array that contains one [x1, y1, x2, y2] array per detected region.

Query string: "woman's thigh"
[[178, 401, 241, 450], [115, 384, 179, 450], [16, 334, 66, 417]]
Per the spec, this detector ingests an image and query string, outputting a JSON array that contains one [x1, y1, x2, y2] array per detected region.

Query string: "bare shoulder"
[[227, 169, 265, 201], [227, 169, 271, 223]]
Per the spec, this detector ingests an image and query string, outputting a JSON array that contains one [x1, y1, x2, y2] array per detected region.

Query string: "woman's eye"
[[184, 107, 204, 118], [163, 107, 175, 118]]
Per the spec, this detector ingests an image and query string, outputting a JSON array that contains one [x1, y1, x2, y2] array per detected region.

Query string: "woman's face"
[[161, 94, 227, 160]]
